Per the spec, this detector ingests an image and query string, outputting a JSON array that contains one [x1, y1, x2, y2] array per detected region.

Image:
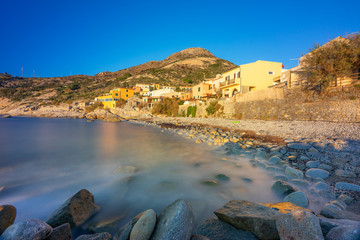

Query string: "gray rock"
[[306, 168, 330, 180], [0, 219, 52, 240], [285, 166, 304, 179], [313, 182, 331, 191], [326, 226, 360, 240], [318, 164, 333, 171], [150, 199, 194, 240], [191, 234, 210, 240], [306, 161, 320, 168], [0, 205, 16, 235], [338, 194, 354, 205], [241, 177, 252, 183], [269, 156, 281, 164], [214, 200, 283, 240], [319, 217, 360, 236], [113, 211, 144, 240], [276, 210, 324, 240], [300, 155, 310, 161], [287, 142, 311, 150], [47, 223, 72, 240], [329, 200, 347, 210], [215, 174, 230, 181], [130, 209, 156, 240], [283, 191, 309, 208], [271, 180, 297, 197], [320, 203, 360, 221], [75, 232, 111, 240], [335, 182, 360, 192], [46, 189, 100, 228], [289, 179, 309, 187], [194, 218, 258, 240], [335, 170, 357, 178]]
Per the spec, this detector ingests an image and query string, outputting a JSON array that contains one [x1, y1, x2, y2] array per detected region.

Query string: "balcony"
[[220, 78, 237, 88]]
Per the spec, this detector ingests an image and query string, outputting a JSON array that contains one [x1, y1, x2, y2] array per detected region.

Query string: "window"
[[126, 94, 128, 97], [237, 72, 240, 78], [115, 93, 118, 96], [198, 87, 201, 92], [269, 71, 274, 75], [126, 89, 128, 92]]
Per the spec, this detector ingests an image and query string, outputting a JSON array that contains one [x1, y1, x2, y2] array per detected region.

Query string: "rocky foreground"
[[1, 189, 359, 240]]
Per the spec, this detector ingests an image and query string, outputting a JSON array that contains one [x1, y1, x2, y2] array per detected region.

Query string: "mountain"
[[0, 48, 236, 104]]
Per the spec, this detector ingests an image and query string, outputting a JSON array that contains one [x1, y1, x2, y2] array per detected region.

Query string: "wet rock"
[[47, 223, 72, 240], [326, 225, 360, 240], [0, 205, 16, 235], [306, 168, 330, 180], [271, 180, 297, 197], [273, 175, 287, 181], [335, 182, 360, 192], [289, 179, 309, 187], [276, 210, 324, 240], [46, 189, 100, 228], [89, 217, 124, 234], [75, 232, 111, 240], [129, 209, 156, 240], [113, 211, 144, 240], [318, 164, 333, 171], [306, 161, 320, 168], [338, 194, 354, 205], [320, 203, 360, 221], [287, 142, 311, 150], [194, 218, 258, 240], [319, 217, 360, 237], [215, 174, 230, 181], [329, 200, 347, 210], [283, 191, 309, 208], [150, 199, 194, 240], [214, 200, 282, 240], [269, 156, 281, 164], [335, 170, 357, 178], [0, 219, 52, 240], [241, 177, 252, 183], [285, 166, 304, 179], [261, 202, 312, 214]]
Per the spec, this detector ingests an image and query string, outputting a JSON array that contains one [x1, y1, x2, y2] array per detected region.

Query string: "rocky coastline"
[[1, 110, 360, 239]]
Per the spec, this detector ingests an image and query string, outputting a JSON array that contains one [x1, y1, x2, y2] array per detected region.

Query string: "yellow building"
[[220, 60, 283, 97], [95, 88, 134, 109]]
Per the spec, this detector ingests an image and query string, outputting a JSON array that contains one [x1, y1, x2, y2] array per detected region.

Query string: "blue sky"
[[1, 0, 359, 77]]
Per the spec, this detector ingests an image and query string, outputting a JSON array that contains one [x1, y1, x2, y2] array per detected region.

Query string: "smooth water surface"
[[0, 117, 279, 228]]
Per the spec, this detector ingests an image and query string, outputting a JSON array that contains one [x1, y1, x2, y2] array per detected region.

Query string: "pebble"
[[335, 182, 360, 192], [306, 161, 320, 168], [285, 166, 304, 179], [305, 168, 330, 180]]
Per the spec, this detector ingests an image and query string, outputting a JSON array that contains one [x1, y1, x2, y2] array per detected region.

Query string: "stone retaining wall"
[[179, 87, 360, 123]]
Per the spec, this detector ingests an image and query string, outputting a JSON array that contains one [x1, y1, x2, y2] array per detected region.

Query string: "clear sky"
[[1, 0, 359, 77]]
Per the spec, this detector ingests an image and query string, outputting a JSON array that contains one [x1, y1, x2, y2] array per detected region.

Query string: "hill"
[[0, 48, 236, 105]]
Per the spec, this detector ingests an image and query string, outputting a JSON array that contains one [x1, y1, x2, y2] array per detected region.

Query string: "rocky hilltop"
[[0, 48, 235, 111]]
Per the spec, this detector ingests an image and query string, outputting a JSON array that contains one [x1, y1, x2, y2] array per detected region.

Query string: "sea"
[[0, 117, 280, 232]]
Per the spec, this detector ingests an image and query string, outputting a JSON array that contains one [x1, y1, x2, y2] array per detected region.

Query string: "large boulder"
[[75, 232, 112, 240], [320, 203, 360, 221], [214, 200, 283, 240], [271, 180, 297, 197], [129, 209, 156, 240], [285, 166, 304, 179], [46, 189, 100, 228], [0, 205, 16, 235], [150, 199, 194, 240], [260, 202, 312, 214], [47, 223, 72, 240], [194, 218, 258, 240], [0, 219, 52, 240], [276, 210, 324, 240], [283, 191, 309, 208], [325, 225, 360, 240], [305, 168, 330, 180], [113, 211, 145, 240]]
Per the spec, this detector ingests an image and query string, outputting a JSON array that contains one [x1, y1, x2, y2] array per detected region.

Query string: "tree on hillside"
[[300, 32, 360, 92]]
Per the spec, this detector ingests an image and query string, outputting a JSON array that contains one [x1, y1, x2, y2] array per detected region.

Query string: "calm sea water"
[[0, 117, 279, 229]]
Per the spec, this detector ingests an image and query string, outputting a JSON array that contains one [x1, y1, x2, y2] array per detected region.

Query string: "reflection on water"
[[0, 117, 280, 227]]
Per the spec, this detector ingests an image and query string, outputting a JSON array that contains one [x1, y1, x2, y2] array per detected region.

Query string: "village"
[[94, 36, 360, 114]]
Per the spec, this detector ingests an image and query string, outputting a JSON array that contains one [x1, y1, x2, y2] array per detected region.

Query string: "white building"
[[149, 89, 175, 97]]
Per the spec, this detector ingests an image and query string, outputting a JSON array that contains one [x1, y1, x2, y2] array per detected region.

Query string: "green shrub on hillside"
[[152, 98, 179, 116], [206, 101, 222, 115], [187, 106, 197, 117]]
